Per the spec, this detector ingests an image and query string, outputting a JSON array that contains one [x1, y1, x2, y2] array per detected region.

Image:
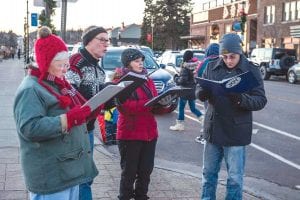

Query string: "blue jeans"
[[30, 185, 79, 200], [178, 98, 202, 120], [79, 130, 94, 200], [201, 142, 245, 200]]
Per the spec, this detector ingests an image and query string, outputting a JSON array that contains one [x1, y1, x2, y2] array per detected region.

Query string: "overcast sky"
[[0, 0, 145, 35]]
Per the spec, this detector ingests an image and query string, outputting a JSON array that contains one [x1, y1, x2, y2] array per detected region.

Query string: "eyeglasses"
[[221, 54, 239, 60], [95, 37, 110, 44], [56, 63, 70, 69]]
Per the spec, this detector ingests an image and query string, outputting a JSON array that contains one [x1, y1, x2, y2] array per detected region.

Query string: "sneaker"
[[169, 120, 184, 131], [195, 136, 206, 144], [169, 123, 184, 131]]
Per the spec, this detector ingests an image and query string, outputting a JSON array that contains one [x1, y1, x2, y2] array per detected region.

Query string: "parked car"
[[287, 63, 300, 84], [100, 46, 178, 112], [157, 50, 180, 64], [249, 48, 297, 80], [180, 48, 205, 54]]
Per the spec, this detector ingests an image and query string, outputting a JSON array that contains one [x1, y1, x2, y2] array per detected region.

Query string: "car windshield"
[[102, 49, 158, 71]]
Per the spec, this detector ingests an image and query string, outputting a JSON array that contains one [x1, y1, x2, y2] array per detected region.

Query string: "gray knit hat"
[[82, 26, 107, 46], [219, 33, 243, 55], [121, 48, 145, 67]]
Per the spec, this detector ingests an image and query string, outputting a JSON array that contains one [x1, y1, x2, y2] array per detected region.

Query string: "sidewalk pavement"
[[0, 59, 262, 199]]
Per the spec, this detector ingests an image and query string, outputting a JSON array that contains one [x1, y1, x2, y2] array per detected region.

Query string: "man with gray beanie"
[[195, 33, 267, 200], [66, 25, 109, 200]]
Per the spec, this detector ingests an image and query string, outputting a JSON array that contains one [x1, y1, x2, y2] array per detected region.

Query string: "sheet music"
[[82, 81, 133, 111]]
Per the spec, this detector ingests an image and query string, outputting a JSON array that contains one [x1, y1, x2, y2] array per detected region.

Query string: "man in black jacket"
[[195, 33, 267, 200], [66, 26, 109, 200]]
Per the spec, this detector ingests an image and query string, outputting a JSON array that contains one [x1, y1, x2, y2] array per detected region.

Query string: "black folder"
[[114, 71, 148, 102], [144, 86, 192, 107]]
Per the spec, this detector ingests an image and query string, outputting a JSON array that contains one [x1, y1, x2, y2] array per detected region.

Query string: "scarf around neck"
[[117, 67, 153, 100], [29, 67, 86, 109]]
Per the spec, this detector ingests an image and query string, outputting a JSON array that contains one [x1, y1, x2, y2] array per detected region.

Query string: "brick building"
[[189, 0, 300, 56], [257, 0, 300, 56]]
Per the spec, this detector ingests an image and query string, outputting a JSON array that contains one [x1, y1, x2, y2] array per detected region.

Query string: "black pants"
[[118, 139, 157, 200]]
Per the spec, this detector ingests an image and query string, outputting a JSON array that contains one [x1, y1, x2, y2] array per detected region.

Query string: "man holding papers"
[[195, 33, 267, 200]]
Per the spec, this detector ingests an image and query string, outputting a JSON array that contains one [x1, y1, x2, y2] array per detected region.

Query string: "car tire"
[[287, 71, 297, 84], [280, 55, 295, 70], [260, 65, 271, 80]]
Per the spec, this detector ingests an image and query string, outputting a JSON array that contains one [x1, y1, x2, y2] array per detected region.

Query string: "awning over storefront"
[[180, 35, 206, 48], [290, 25, 300, 38]]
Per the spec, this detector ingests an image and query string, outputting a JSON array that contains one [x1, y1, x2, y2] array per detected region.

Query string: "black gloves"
[[227, 93, 242, 106], [195, 84, 211, 102]]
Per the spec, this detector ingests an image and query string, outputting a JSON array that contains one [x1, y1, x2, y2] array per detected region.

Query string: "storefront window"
[[226, 24, 232, 33]]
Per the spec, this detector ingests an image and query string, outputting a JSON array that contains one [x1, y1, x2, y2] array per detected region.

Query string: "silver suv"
[[249, 48, 297, 80]]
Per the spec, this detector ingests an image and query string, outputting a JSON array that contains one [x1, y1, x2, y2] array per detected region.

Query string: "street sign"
[[31, 13, 38, 27]]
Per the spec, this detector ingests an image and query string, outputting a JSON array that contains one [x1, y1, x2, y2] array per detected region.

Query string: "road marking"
[[185, 106, 300, 141], [180, 112, 300, 170], [250, 143, 300, 170], [252, 129, 259, 134], [253, 121, 300, 141], [195, 102, 205, 108]]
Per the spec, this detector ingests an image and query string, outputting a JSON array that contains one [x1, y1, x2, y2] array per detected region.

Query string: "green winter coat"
[[13, 75, 98, 194]]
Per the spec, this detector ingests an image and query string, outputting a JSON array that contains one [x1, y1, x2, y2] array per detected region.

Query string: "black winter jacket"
[[175, 62, 198, 100], [201, 55, 267, 146]]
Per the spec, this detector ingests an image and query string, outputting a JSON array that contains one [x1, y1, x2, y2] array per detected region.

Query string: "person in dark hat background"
[[65, 25, 109, 200], [195, 33, 267, 199], [169, 50, 204, 131], [13, 26, 98, 200], [113, 48, 173, 200]]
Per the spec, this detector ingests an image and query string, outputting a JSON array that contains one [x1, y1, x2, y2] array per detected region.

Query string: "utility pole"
[[151, 16, 154, 50], [25, 0, 30, 64], [61, 0, 67, 41]]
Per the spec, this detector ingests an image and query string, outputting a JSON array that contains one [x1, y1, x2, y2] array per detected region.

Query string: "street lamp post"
[[151, 17, 154, 50], [25, 0, 30, 64]]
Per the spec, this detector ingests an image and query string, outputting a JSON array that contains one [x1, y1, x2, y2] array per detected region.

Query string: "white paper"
[[82, 81, 133, 111]]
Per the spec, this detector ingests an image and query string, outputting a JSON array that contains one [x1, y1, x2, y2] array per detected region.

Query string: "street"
[[107, 75, 300, 198]]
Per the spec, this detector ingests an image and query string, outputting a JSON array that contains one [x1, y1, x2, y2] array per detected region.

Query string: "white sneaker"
[[195, 136, 206, 144], [169, 120, 184, 131]]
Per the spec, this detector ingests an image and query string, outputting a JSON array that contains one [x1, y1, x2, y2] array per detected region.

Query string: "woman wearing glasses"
[[13, 26, 98, 200]]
